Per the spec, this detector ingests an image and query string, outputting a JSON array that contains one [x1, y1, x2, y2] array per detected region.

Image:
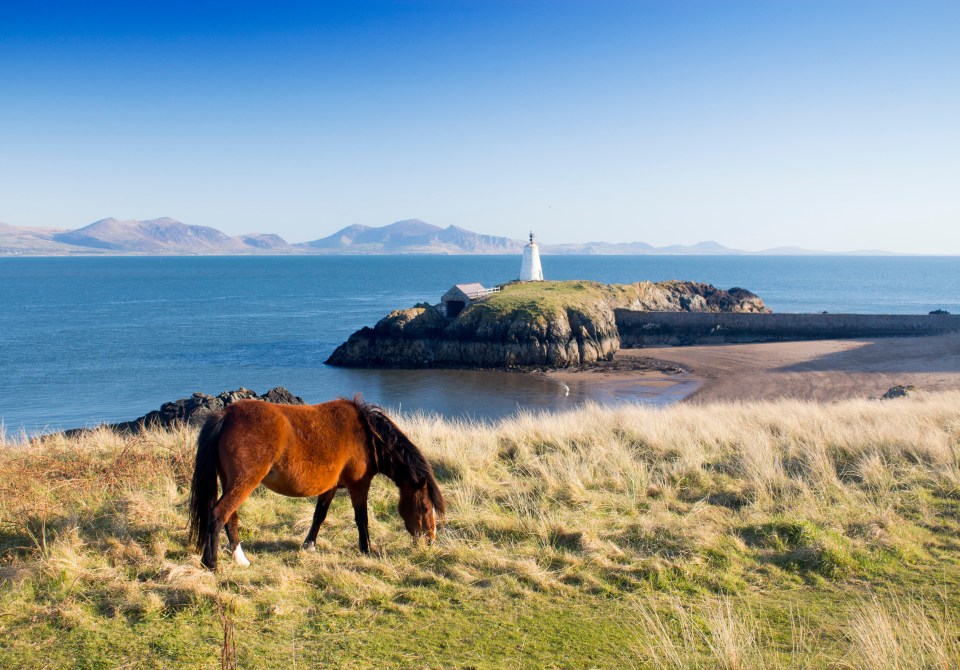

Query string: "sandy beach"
[[547, 333, 960, 404]]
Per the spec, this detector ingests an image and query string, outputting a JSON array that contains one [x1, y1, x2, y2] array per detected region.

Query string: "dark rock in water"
[[929, 309, 950, 315], [65, 386, 305, 436], [880, 385, 914, 400], [259, 387, 305, 405]]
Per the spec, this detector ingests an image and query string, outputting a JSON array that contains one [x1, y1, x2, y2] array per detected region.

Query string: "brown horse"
[[188, 396, 444, 570]]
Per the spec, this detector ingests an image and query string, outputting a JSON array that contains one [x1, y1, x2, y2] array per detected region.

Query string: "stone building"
[[440, 283, 499, 317]]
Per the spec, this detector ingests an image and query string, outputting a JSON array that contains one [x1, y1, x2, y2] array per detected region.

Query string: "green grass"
[[467, 280, 633, 323], [2, 394, 960, 668], [485, 279, 615, 311]]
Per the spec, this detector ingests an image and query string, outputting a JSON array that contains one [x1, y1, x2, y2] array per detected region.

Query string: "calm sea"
[[2, 255, 958, 436]]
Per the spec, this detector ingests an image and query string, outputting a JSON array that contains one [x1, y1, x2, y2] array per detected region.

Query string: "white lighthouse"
[[519, 231, 544, 281]]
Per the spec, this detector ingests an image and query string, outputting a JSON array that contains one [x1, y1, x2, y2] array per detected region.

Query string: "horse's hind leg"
[[225, 512, 250, 566], [302, 488, 337, 551], [202, 475, 266, 569], [202, 515, 226, 570]]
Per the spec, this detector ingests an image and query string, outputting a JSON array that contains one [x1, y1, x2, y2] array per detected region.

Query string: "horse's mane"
[[350, 395, 445, 516]]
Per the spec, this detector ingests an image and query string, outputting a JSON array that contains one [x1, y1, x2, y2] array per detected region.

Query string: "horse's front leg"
[[302, 488, 337, 551], [348, 480, 372, 554]]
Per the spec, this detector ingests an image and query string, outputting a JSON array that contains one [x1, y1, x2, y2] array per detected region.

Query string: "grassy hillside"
[[1, 394, 959, 668]]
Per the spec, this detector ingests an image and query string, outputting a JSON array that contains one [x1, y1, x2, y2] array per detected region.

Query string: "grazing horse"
[[188, 396, 444, 570]]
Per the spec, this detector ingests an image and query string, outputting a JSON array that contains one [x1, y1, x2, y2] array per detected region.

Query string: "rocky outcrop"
[[327, 280, 767, 369], [881, 385, 914, 400], [65, 386, 305, 436], [622, 281, 768, 314], [330, 303, 621, 368]]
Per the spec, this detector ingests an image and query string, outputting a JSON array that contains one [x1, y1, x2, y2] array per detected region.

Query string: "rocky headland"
[[326, 280, 767, 369]]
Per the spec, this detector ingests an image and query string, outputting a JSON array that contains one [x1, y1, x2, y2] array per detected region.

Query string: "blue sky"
[[1, 1, 957, 252]]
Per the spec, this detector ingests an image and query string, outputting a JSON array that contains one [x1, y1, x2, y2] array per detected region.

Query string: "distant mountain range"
[[0, 218, 297, 255], [302, 219, 522, 254], [0, 217, 898, 256]]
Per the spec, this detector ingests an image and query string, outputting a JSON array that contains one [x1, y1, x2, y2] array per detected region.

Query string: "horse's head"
[[355, 398, 446, 544], [398, 480, 439, 542]]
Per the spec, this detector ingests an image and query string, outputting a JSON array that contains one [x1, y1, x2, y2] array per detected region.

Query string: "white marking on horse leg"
[[231, 542, 251, 567]]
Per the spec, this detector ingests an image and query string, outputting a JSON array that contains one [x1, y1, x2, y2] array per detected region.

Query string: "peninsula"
[[326, 279, 768, 369], [328, 274, 960, 371]]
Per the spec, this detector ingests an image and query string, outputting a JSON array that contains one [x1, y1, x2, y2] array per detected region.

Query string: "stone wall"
[[615, 311, 960, 347]]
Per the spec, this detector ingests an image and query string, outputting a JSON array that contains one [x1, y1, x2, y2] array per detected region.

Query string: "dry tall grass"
[[1, 392, 959, 668]]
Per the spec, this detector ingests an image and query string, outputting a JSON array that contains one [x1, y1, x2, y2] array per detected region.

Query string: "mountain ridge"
[[0, 217, 901, 256]]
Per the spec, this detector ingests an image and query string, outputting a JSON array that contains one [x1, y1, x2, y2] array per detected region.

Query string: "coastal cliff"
[[326, 280, 767, 368]]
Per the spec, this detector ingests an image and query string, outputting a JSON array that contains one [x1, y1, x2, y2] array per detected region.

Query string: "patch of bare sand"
[[547, 334, 960, 404], [544, 356, 700, 406]]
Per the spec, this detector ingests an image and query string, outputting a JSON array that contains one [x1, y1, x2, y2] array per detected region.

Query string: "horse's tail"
[[351, 395, 446, 517], [188, 412, 226, 553]]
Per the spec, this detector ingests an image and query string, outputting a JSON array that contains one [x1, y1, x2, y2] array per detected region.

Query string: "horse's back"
[[217, 398, 371, 497]]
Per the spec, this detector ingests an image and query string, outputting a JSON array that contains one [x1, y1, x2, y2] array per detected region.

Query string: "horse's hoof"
[[232, 543, 252, 567], [301, 541, 316, 552]]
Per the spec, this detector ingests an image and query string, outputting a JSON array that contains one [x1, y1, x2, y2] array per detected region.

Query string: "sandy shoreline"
[[546, 333, 960, 404]]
